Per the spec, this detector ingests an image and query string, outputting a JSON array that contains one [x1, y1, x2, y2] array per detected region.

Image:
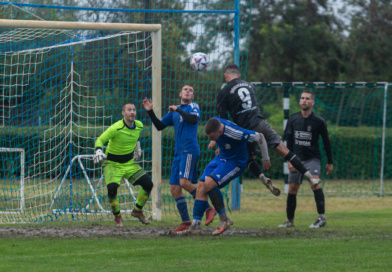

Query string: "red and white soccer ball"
[[190, 52, 208, 71]]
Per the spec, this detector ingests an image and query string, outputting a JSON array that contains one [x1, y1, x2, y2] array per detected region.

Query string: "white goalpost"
[[0, 19, 162, 223]]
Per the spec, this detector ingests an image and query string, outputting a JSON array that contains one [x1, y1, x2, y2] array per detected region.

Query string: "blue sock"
[[191, 189, 210, 208], [175, 197, 190, 222], [193, 199, 210, 221]]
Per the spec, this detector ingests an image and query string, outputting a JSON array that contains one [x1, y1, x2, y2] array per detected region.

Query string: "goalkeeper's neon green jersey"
[[95, 119, 143, 155]]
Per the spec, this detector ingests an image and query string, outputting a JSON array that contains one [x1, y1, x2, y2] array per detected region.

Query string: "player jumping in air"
[[181, 117, 269, 236], [143, 85, 216, 233], [216, 64, 321, 191], [94, 103, 153, 226]]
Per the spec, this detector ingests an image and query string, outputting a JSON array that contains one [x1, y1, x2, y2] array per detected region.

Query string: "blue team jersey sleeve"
[[190, 103, 200, 118], [214, 117, 257, 168], [241, 128, 257, 143], [215, 117, 256, 143], [161, 111, 174, 126]]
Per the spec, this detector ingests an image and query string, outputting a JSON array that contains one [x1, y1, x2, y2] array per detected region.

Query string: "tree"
[[340, 0, 392, 81], [247, 0, 344, 82]]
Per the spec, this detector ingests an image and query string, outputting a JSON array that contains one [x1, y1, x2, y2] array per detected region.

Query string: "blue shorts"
[[200, 157, 245, 189], [169, 154, 199, 185]]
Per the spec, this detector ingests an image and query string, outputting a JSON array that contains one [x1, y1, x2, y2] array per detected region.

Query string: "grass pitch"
[[1, 196, 391, 271]]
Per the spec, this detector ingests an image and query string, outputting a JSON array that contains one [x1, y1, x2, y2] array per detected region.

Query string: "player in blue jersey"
[[143, 84, 216, 233], [181, 117, 270, 236]]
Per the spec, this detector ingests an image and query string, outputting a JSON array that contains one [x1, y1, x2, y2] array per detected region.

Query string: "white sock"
[[192, 220, 201, 228]]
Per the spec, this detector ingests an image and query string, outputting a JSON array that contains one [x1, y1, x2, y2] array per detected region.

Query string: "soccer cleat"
[[114, 215, 123, 227], [308, 177, 321, 186], [278, 221, 294, 228], [204, 206, 217, 226], [309, 218, 326, 228], [260, 175, 281, 196], [212, 218, 233, 236], [131, 209, 150, 225], [171, 221, 192, 233], [177, 222, 201, 236]]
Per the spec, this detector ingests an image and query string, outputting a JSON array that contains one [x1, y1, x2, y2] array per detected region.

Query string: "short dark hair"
[[182, 84, 194, 90], [302, 89, 314, 99], [205, 118, 221, 135], [224, 64, 240, 75], [122, 103, 135, 111]]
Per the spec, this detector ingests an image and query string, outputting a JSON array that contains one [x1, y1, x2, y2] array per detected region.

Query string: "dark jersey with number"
[[284, 112, 333, 164], [216, 78, 264, 130]]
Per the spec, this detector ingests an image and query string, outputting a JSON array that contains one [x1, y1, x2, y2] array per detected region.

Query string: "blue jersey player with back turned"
[[180, 117, 270, 236], [143, 84, 216, 233]]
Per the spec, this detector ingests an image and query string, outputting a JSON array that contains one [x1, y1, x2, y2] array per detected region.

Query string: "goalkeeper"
[[94, 102, 153, 227], [142, 84, 216, 233]]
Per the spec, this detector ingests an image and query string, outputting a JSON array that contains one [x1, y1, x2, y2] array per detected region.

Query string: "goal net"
[[243, 82, 391, 197], [0, 19, 162, 223]]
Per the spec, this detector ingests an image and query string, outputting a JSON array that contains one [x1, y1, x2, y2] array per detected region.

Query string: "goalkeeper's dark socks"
[[284, 151, 308, 174], [193, 199, 209, 221], [286, 193, 297, 221], [175, 197, 190, 222]]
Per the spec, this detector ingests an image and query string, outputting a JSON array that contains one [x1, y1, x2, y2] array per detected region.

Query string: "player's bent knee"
[[170, 184, 182, 196], [107, 183, 119, 199], [179, 178, 192, 188], [203, 178, 218, 192], [134, 174, 153, 194]]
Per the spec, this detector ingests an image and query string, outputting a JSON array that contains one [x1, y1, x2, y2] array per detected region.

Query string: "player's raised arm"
[[143, 97, 167, 131]]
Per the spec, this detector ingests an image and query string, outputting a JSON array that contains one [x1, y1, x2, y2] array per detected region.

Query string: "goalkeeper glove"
[[134, 141, 142, 161], [93, 148, 106, 164]]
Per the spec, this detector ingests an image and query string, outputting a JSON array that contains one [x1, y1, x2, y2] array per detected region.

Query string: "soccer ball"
[[190, 52, 208, 71]]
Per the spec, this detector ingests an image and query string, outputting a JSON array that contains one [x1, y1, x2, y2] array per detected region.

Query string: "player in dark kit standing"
[[216, 64, 321, 193], [279, 90, 333, 228]]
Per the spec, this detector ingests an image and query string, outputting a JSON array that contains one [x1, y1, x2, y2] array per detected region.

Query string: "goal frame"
[[0, 19, 162, 220]]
